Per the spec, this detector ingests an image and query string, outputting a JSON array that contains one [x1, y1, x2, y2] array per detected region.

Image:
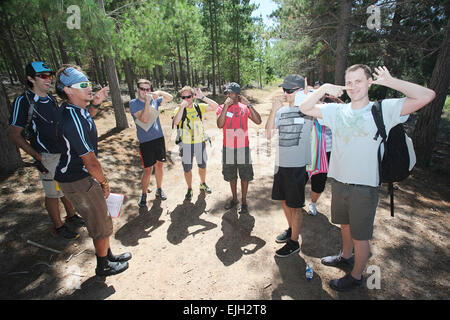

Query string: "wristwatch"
[[248, 104, 253, 109], [90, 103, 101, 109]]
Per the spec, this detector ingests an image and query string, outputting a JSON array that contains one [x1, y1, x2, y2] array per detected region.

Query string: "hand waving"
[[372, 66, 394, 86]]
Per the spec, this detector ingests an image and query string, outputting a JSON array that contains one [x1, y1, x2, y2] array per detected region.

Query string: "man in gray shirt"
[[265, 75, 313, 257]]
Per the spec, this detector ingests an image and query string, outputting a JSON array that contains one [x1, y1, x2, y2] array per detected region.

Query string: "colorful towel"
[[307, 120, 329, 177]]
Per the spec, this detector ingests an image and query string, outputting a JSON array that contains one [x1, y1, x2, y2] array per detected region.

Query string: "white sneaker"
[[308, 203, 317, 216]]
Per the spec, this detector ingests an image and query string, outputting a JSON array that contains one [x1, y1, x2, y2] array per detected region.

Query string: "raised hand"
[[271, 95, 285, 111], [224, 97, 234, 109], [372, 66, 394, 86], [92, 86, 109, 105], [239, 95, 251, 106], [194, 88, 204, 99], [321, 83, 346, 98]]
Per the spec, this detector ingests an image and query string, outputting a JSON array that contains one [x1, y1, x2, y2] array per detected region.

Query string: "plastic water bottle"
[[306, 263, 313, 281]]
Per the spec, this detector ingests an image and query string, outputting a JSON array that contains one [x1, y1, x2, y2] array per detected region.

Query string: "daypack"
[[173, 103, 203, 144], [371, 100, 416, 217]]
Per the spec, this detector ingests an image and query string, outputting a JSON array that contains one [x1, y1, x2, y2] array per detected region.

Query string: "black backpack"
[[371, 100, 416, 217]]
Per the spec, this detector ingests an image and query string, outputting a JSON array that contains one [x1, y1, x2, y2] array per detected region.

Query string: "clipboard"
[[134, 107, 160, 131], [106, 193, 125, 218]]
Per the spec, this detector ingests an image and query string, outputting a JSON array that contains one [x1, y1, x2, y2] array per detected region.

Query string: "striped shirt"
[[55, 103, 98, 183]]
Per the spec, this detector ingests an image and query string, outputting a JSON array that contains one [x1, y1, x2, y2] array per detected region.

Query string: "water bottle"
[[306, 263, 313, 281]]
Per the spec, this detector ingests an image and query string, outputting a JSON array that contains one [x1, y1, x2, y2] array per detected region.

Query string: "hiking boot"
[[138, 194, 147, 207], [275, 239, 300, 258], [156, 188, 167, 201], [185, 188, 193, 200], [224, 199, 239, 210], [107, 248, 132, 262], [239, 203, 248, 214], [321, 251, 355, 268], [329, 273, 364, 291], [199, 183, 212, 194], [54, 224, 80, 240], [95, 255, 129, 277], [66, 214, 85, 227], [275, 228, 292, 243], [308, 203, 317, 216]]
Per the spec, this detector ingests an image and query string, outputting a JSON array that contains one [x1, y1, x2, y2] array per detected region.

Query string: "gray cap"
[[224, 82, 241, 94], [279, 74, 305, 90]]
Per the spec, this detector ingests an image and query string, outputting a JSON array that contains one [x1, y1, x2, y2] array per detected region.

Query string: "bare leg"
[[45, 197, 63, 228], [341, 224, 354, 259], [229, 180, 238, 202], [184, 171, 193, 189], [93, 237, 110, 257], [198, 167, 206, 184], [154, 161, 164, 189], [60, 196, 76, 218], [241, 180, 249, 204], [351, 240, 370, 280]]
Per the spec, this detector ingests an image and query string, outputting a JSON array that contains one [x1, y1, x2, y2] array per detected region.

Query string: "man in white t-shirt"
[[299, 64, 435, 291]]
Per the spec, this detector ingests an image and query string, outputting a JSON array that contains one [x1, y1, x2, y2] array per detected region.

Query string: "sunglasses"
[[36, 74, 53, 80], [181, 95, 193, 99], [283, 88, 299, 94], [70, 81, 92, 89], [138, 87, 151, 92]]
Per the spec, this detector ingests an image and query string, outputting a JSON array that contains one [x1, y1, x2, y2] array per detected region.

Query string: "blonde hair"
[[179, 86, 195, 95], [137, 79, 151, 87]]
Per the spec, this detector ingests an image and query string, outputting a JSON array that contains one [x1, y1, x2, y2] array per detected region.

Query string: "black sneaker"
[[275, 239, 300, 258], [185, 188, 193, 200], [95, 259, 129, 277], [107, 248, 132, 262], [156, 188, 167, 201], [138, 194, 147, 207], [321, 251, 355, 268], [329, 273, 364, 291], [54, 224, 80, 240], [275, 228, 292, 243]]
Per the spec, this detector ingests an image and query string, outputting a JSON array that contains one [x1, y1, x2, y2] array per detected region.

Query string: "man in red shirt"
[[217, 82, 261, 214]]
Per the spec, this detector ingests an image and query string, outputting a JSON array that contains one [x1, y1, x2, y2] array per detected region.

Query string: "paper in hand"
[[106, 193, 125, 218]]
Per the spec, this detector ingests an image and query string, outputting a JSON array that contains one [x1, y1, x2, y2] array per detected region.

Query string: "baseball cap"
[[224, 82, 241, 94], [25, 62, 54, 77], [279, 74, 305, 90]]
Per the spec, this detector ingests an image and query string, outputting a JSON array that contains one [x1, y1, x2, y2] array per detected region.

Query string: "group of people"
[[8, 60, 435, 292]]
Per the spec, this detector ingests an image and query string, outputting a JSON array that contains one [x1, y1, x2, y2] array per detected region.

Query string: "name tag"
[[226, 112, 233, 118], [293, 117, 304, 124]]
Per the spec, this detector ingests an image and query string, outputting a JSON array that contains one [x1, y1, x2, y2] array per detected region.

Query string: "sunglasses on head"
[[36, 74, 53, 80], [283, 88, 299, 94], [70, 81, 92, 89], [138, 87, 151, 92], [181, 95, 192, 99]]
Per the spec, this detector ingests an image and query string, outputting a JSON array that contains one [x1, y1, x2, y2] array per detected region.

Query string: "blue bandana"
[[59, 67, 89, 87]]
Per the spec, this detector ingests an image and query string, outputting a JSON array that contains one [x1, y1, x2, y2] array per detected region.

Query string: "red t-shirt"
[[216, 102, 250, 148]]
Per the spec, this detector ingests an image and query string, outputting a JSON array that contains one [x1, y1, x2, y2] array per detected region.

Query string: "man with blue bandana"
[[8, 61, 84, 240], [54, 65, 130, 277]]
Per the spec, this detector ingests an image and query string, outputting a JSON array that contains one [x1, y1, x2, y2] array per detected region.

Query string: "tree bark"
[[123, 59, 135, 99], [334, 0, 352, 85], [42, 16, 60, 68], [56, 32, 69, 64], [208, 0, 216, 95], [413, 16, 450, 167], [0, 82, 22, 176], [176, 38, 186, 87], [183, 32, 192, 86]]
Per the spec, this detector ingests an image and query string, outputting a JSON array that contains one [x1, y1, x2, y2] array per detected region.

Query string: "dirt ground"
[[0, 86, 449, 300]]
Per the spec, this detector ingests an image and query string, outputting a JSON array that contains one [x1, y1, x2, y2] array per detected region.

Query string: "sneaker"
[[308, 203, 317, 216], [329, 273, 364, 291], [199, 183, 212, 194], [239, 203, 248, 214], [275, 239, 300, 258], [54, 224, 80, 240], [185, 188, 193, 200], [224, 199, 239, 210], [95, 257, 129, 277], [138, 194, 147, 207], [321, 251, 355, 268], [66, 214, 85, 227], [275, 228, 292, 243], [107, 248, 132, 262], [155, 188, 167, 201]]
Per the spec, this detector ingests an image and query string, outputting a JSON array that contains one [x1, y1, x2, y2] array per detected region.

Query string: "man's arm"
[[133, 94, 153, 123], [217, 98, 233, 128], [195, 88, 218, 111], [88, 86, 109, 118], [240, 95, 261, 125], [265, 96, 284, 140], [299, 84, 345, 118], [371, 66, 435, 116], [81, 151, 110, 198], [8, 126, 42, 161], [154, 90, 173, 105], [172, 102, 187, 127]]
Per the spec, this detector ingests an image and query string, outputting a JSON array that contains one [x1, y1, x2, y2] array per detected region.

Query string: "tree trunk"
[[413, 16, 450, 167], [176, 39, 185, 87], [42, 16, 60, 69], [0, 82, 22, 176], [21, 19, 42, 61], [56, 32, 69, 64], [123, 59, 135, 99], [334, 0, 352, 85], [208, 0, 216, 95], [183, 32, 192, 86]]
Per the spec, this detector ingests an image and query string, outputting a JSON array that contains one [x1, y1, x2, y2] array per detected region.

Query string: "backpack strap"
[[24, 90, 36, 130], [371, 100, 387, 142], [194, 103, 202, 121]]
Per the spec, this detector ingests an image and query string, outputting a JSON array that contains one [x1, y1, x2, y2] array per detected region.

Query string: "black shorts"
[[305, 152, 331, 193], [271, 166, 307, 208], [139, 137, 167, 168]]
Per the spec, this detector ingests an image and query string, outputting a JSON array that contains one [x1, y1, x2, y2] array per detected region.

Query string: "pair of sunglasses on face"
[[138, 87, 151, 92], [181, 95, 193, 99], [70, 81, 92, 89], [283, 88, 300, 94], [36, 74, 53, 80]]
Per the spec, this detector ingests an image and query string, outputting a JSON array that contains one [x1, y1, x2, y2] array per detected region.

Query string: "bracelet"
[[248, 104, 253, 108], [99, 178, 108, 186], [201, 96, 206, 100], [90, 103, 101, 109]]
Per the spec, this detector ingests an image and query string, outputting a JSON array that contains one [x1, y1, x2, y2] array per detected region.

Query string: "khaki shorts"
[[329, 178, 379, 241], [39, 153, 64, 199], [59, 176, 113, 240]]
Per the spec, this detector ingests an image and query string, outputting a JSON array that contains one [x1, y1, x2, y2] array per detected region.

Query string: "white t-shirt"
[[320, 98, 408, 187]]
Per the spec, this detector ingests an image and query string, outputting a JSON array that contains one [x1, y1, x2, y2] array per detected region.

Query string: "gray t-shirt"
[[274, 105, 313, 167]]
